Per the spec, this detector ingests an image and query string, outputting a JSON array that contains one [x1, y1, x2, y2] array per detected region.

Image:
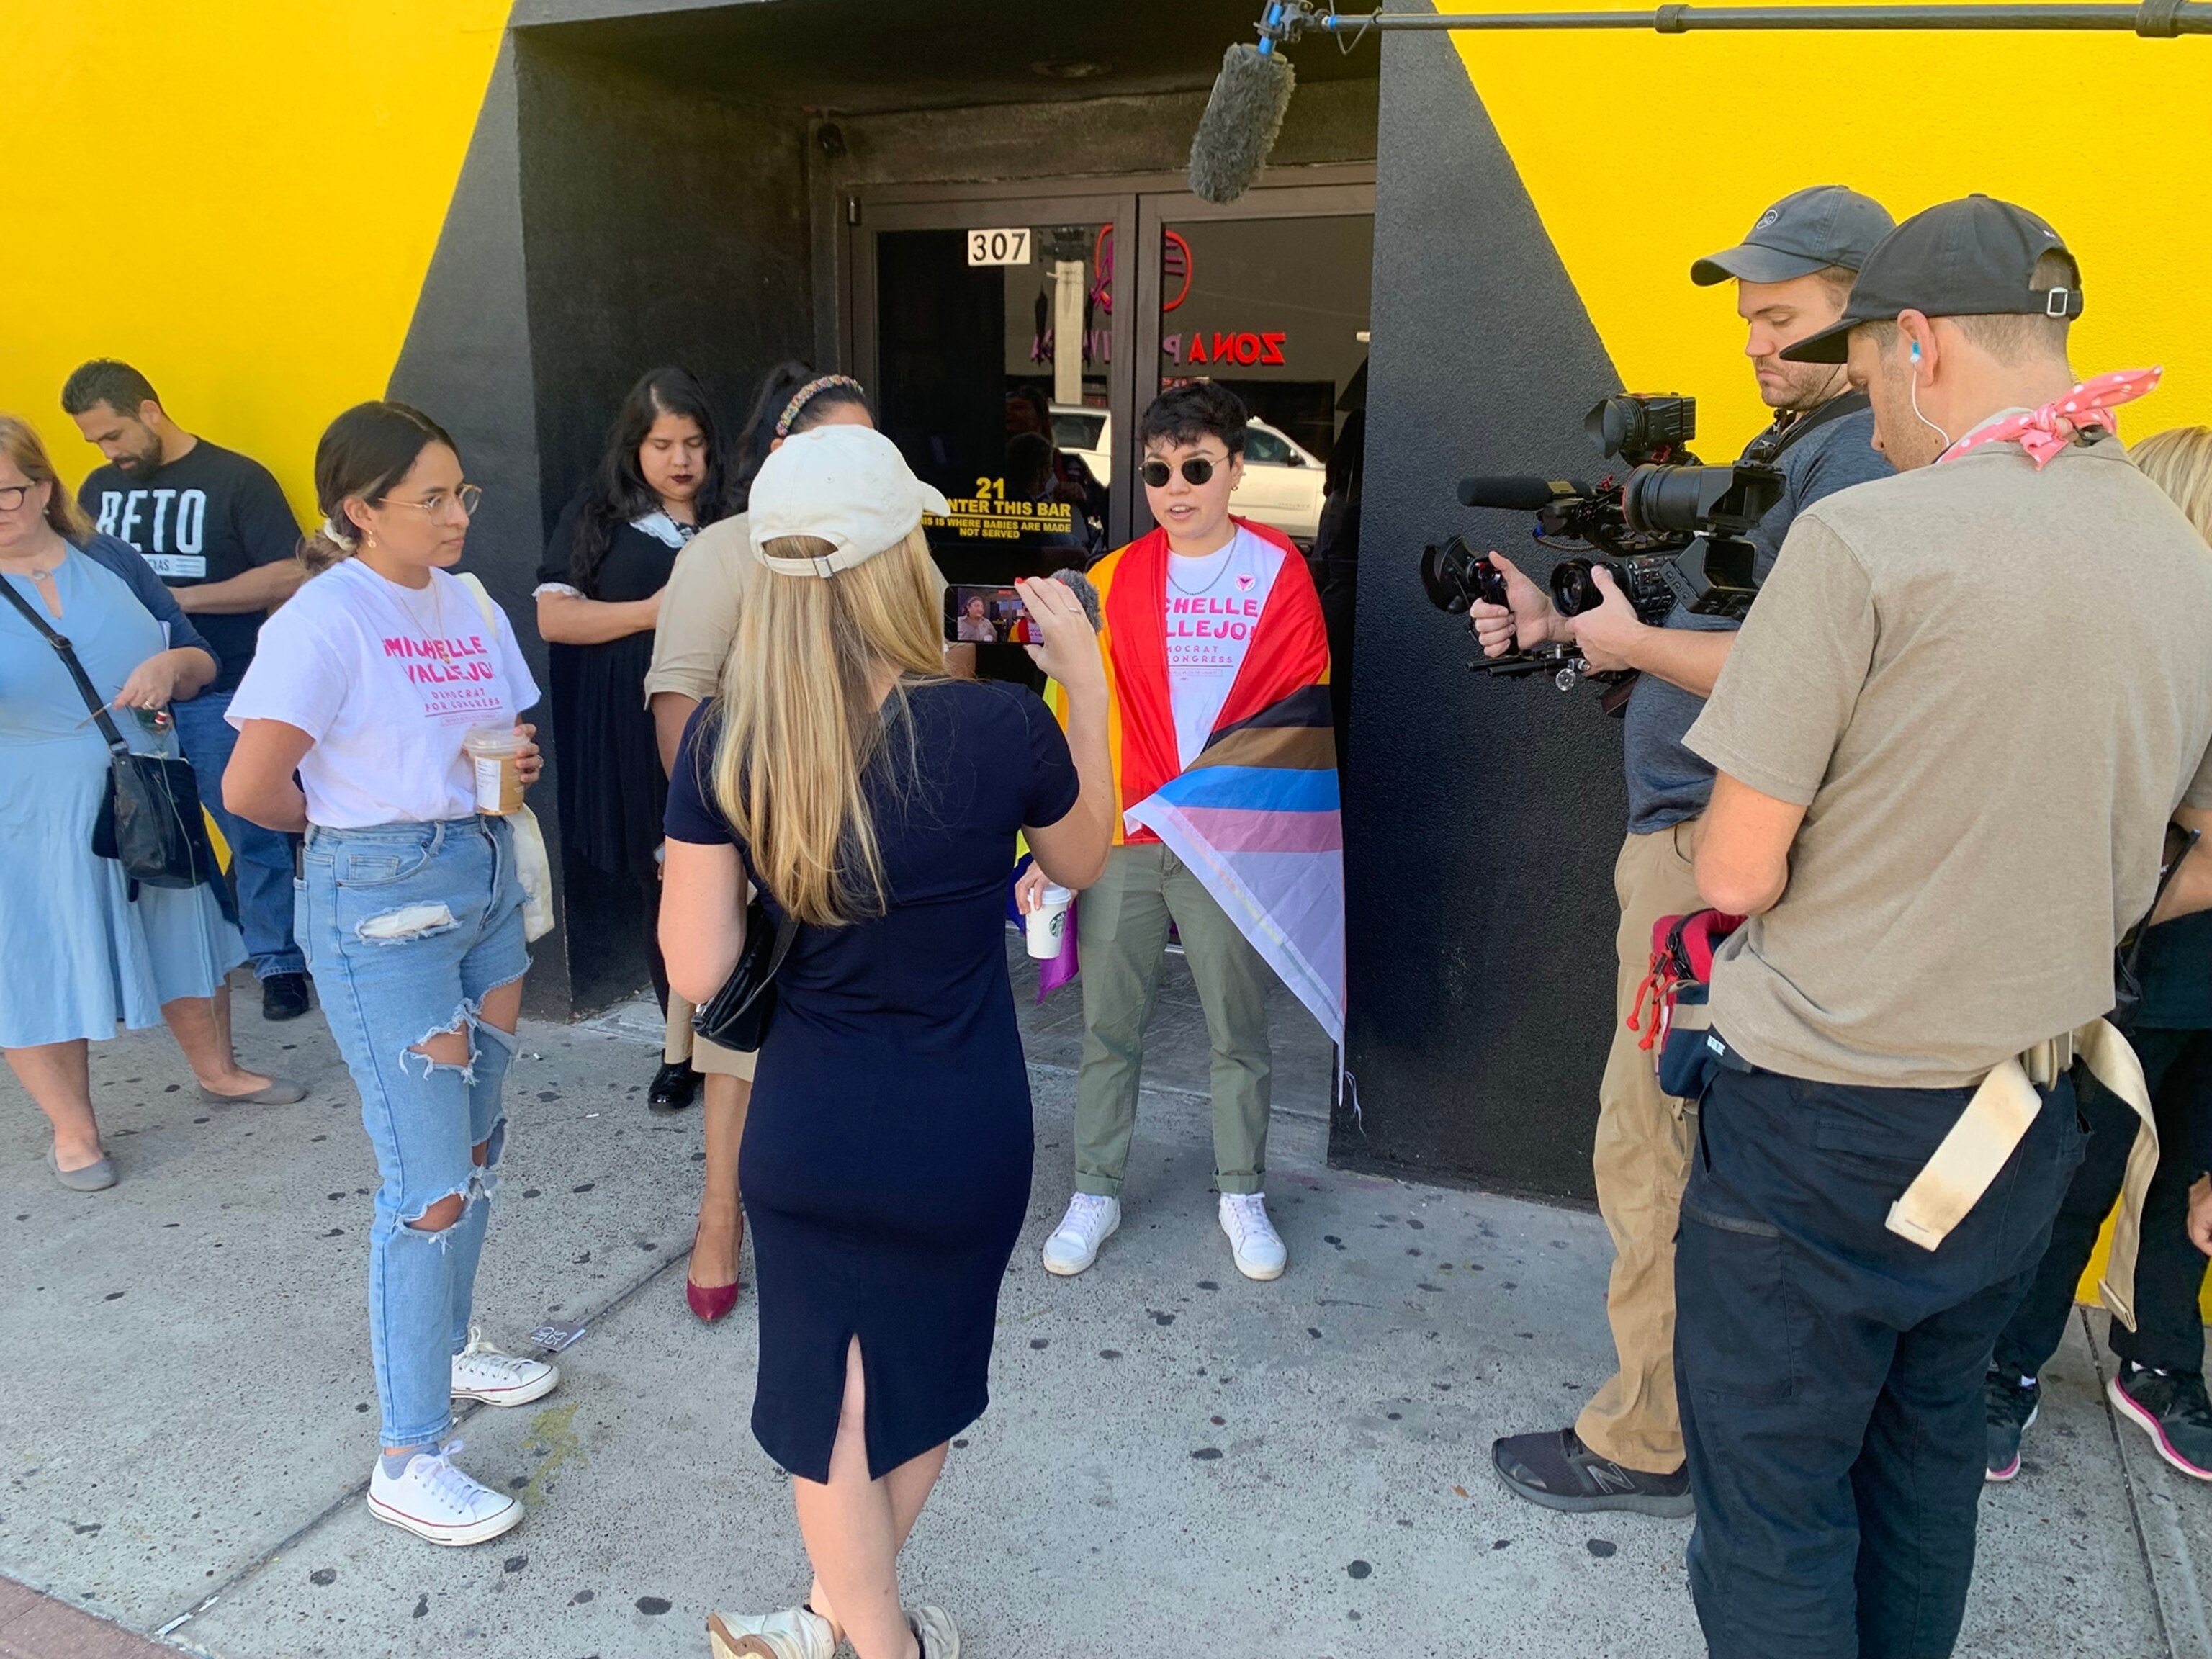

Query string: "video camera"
[[1420, 394, 1784, 699]]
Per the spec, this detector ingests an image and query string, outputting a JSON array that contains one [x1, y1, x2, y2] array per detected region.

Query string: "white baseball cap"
[[747, 425, 950, 578]]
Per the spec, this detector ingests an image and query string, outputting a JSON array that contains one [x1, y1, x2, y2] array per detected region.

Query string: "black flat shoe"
[[647, 1059, 701, 1115], [261, 972, 312, 1022], [1492, 1426, 1694, 1518]]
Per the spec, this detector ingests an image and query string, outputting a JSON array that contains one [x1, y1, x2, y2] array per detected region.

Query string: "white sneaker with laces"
[[906, 1602, 962, 1658], [367, 1440, 522, 1546], [451, 1325, 559, 1406], [1219, 1192, 1287, 1281], [708, 1605, 838, 1659], [1041, 1193, 1121, 1277]]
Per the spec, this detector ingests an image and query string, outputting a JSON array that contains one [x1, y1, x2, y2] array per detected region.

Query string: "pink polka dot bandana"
[[1941, 367, 2163, 469]]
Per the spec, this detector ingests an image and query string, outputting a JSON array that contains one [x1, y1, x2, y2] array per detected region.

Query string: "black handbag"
[[691, 894, 799, 1053], [1, 574, 221, 894]]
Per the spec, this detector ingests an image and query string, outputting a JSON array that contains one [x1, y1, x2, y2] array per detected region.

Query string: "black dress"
[[664, 680, 1080, 1480], [537, 500, 696, 879]]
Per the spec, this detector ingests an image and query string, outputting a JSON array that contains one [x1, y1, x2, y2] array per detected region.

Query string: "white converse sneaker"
[[451, 1326, 559, 1407], [1218, 1192, 1287, 1281], [708, 1605, 837, 1659], [367, 1440, 522, 1546], [1041, 1192, 1121, 1276]]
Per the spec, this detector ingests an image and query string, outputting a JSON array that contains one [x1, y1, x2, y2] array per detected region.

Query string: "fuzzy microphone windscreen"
[[1187, 42, 1296, 204], [1051, 568, 1104, 630]]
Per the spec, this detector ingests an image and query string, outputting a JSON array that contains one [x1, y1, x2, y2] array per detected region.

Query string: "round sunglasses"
[[1140, 454, 1228, 489]]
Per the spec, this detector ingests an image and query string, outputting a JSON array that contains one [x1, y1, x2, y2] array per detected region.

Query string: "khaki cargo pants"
[[1575, 820, 1704, 1475]]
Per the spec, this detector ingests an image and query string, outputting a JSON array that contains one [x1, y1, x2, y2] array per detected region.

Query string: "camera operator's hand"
[[1566, 566, 1649, 675], [1470, 551, 1563, 658]]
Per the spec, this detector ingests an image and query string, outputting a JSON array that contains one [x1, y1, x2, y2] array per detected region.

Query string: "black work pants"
[[1676, 1060, 2084, 1659], [1992, 1026, 2212, 1380]]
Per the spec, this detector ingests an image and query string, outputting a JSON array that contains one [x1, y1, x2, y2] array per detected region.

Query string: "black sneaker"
[[261, 972, 312, 1022], [647, 1058, 701, 1115], [2109, 1362, 2212, 1480], [1984, 1368, 2039, 1482], [1491, 1427, 1694, 1518]]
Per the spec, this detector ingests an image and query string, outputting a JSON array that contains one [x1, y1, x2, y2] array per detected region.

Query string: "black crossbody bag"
[[691, 897, 799, 1053], [1, 576, 221, 895]]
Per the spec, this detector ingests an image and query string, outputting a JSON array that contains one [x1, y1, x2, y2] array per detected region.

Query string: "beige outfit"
[[646, 513, 758, 1082], [1686, 437, 2212, 1087], [1575, 819, 1705, 1473]]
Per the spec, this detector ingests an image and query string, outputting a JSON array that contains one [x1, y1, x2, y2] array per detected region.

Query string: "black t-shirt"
[[78, 439, 301, 693]]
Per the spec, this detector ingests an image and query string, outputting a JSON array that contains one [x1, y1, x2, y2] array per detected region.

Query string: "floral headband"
[[774, 374, 866, 439]]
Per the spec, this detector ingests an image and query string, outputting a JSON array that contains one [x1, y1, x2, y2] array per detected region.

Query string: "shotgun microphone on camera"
[[1457, 476, 1596, 511], [1188, 5, 1300, 203]]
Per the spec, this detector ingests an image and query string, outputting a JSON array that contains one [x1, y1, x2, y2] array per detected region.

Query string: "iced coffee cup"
[[463, 724, 527, 816], [1025, 883, 1074, 959]]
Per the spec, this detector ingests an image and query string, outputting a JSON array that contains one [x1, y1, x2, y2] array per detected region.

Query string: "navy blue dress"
[[665, 678, 1080, 1480]]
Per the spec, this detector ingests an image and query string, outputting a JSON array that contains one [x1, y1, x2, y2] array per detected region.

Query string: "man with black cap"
[[1480, 184, 1894, 1519], [1676, 195, 2212, 1655]]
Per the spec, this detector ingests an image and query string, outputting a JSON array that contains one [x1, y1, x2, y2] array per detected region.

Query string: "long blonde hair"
[[710, 526, 946, 926], [2134, 426, 2212, 544]]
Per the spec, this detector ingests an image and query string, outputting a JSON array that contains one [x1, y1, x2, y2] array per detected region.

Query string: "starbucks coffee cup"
[[1025, 883, 1074, 959], [463, 724, 527, 815]]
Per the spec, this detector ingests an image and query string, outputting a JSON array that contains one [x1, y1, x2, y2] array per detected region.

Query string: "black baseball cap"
[[1690, 185, 1894, 286], [1781, 195, 2082, 363]]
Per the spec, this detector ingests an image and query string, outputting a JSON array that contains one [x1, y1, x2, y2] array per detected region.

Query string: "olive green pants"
[[1073, 841, 1272, 1197]]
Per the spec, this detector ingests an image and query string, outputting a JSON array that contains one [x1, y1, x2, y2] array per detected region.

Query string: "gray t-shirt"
[[1622, 401, 1893, 832], [1685, 435, 2212, 1089]]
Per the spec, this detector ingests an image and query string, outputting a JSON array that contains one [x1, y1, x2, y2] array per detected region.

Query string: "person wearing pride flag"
[[1028, 381, 1341, 1284]]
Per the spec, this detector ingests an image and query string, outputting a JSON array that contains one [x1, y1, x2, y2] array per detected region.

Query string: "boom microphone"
[[1457, 475, 1596, 511], [1187, 33, 1297, 203], [1051, 568, 1104, 630]]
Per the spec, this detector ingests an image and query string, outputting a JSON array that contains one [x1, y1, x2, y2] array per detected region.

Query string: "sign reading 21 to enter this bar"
[[966, 228, 1032, 266]]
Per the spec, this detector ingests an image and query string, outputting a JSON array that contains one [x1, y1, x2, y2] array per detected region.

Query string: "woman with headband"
[[661, 425, 1112, 1658], [643, 364, 874, 1323]]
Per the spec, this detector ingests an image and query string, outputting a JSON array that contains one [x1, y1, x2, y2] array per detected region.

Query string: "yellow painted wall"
[[0, 3, 510, 520], [1455, 9, 2212, 459], [1455, 12, 2211, 1313]]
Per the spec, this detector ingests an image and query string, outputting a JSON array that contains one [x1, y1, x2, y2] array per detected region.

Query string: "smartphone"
[[945, 584, 1033, 645]]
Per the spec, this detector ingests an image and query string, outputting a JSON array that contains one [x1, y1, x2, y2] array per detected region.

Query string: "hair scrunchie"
[[773, 374, 866, 439], [320, 515, 359, 552]]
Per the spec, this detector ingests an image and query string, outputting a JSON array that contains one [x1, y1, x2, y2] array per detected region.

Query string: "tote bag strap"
[[0, 572, 131, 756]]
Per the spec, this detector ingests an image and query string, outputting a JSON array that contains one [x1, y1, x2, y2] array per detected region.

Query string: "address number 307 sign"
[[966, 228, 1032, 266]]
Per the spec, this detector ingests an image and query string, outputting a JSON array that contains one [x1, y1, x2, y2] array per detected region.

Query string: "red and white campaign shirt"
[[1162, 526, 1282, 768], [228, 557, 539, 827]]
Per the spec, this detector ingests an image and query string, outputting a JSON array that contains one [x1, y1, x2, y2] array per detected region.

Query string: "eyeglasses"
[[1140, 455, 1226, 489], [0, 483, 37, 511], [377, 483, 482, 523]]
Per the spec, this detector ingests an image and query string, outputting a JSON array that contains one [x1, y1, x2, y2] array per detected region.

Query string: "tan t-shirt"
[[1685, 436, 2212, 1088], [643, 512, 755, 706]]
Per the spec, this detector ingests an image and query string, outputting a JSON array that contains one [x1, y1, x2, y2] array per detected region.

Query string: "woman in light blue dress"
[[0, 416, 299, 1192]]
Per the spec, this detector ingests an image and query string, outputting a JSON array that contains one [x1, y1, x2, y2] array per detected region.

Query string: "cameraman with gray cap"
[[1481, 185, 1895, 1519], [1677, 196, 2212, 1657]]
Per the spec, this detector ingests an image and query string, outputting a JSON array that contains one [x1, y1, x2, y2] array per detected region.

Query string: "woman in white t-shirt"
[[225, 403, 559, 1550]]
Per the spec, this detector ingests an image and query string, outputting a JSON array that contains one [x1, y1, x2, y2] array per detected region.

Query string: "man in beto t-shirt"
[[1033, 381, 1331, 1285], [1677, 199, 2212, 1655], [63, 359, 311, 1020]]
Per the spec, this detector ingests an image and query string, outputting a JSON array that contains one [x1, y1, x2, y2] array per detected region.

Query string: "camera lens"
[[1550, 559, 1604, 617], [1621, 463, 1722, 535]]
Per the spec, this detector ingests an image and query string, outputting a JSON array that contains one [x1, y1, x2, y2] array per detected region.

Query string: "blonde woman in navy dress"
[[661, 426, 1112, 1659]]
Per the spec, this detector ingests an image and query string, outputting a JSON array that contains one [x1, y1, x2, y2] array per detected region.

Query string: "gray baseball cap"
[[1691, 185, 1896, 287]]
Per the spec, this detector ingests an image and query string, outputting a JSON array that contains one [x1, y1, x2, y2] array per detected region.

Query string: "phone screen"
[[945, 584, 1033, 645]]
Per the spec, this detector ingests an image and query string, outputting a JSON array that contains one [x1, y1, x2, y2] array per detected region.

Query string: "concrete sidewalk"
[[1, 944, 2206, 1657]]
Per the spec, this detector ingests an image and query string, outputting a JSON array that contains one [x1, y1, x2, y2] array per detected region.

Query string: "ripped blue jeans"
[[301, 816, 531, 1449]]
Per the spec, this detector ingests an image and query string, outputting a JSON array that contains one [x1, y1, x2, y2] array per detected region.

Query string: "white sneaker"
[[367, 1440, 522, 1546], [1219, 1192, 1287, 1281], [451, 1326, 559, 1406], [708, 1606, 837, 1659], [907, 1604, 962, 1658], [1041, 1192, 1121, 1276]]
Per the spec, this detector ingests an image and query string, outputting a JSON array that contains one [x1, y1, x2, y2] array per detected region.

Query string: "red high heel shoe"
[[685, 1225, 740, 1323]]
